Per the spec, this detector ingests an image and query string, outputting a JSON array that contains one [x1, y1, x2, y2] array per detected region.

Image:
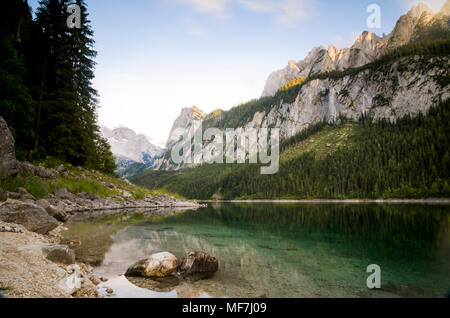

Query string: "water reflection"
[[65, 203, 450, 298]]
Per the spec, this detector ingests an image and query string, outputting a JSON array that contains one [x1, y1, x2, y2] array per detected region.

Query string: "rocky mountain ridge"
[[153, 106, 206, 170], [261, 2, 449, 97], [147, 2, 449, 173]]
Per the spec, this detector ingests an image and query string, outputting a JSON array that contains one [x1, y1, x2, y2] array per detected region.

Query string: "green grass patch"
[[54, 178, 117, 198], [281, 123, 355, 163], [132, 188, 146, 200], [0, 173, 49, 199]]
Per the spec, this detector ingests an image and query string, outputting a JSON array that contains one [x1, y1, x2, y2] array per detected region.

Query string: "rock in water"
[[41, 244, 76, 265], [125, 252, 178, 278], [0, 116, 19, 179], [0, 201, 59, 234], [89, 276, 101, 285], [126, 275, 180, 292], [178, 252, 218, 282]]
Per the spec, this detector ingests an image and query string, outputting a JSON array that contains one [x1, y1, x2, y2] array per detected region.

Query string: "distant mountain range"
[[261, 2, 450, 97], [106, 1, 450, 181], [149, 1, 450, 172], [100, 126, 163, 177]]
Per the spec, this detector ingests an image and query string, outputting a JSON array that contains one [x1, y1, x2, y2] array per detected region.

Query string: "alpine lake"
[[62, 202, 450, 298]]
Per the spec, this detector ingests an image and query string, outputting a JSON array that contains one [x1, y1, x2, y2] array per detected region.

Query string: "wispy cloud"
[[183, 19, 208, 37], [175, 0, 230, 17], [239, 0, 276, 12], [277, 0, 312, 26], [239, 0, 313, 25], [172, 0, 314, 25]]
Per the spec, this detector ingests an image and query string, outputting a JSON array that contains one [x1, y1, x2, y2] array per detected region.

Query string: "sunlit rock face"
[[260, 56, 449, 140], [261, 32, 387, 98], [152, 2, 450, 173], [153, 106, 206, 171], [164, 106, 206, 151], [261, 2, 449, 97]]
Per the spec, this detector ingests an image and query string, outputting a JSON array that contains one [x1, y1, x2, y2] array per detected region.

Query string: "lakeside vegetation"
[[0, 157, 184, 201]]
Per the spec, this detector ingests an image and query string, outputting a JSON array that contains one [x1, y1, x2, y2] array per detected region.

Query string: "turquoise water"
[[72, 203, 450, 298]]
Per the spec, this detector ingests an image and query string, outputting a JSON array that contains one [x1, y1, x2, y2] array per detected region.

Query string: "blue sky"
[[28, 0, 446, 146]]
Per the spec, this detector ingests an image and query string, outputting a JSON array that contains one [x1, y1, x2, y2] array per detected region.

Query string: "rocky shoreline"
[[0, 115, 206, 298], [0, 184, 205, 298], [0, 173, 205, 298], [202, 199, 450, 204]]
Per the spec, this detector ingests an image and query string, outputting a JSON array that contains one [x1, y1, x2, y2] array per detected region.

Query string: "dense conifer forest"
[[0, 0, 116, 173]]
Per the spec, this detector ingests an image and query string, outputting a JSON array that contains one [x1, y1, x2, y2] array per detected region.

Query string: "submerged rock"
[[126, 275, 181, 293], [178, 252, 218, 282], [0, 201, 59, 234], [41, 244, 76, 265], [125, 252, 178, 278], [89, 276, 101, 285]]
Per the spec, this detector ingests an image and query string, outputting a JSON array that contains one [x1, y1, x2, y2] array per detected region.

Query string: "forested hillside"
[[131, 99, 450, 200], [0, 0, 115, 173]]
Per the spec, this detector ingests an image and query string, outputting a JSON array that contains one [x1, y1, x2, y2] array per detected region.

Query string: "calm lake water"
[[63, 203, 450, 298]]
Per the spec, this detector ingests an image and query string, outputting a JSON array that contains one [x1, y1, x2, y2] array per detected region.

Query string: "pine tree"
[[34, 0, 115, 173], [0, 0, 35, 156]]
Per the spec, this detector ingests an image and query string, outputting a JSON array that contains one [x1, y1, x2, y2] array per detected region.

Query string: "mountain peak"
[[165, 106, 206, 149], [180, 106, 206, 120], [408, 3, 433, 19], [101, 125, 163, 165]]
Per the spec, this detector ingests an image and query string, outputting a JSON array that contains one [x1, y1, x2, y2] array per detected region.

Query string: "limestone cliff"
[[151, 1, 449, 173], [261, 2, 449, 97], [153, 106, 206, 170], [252, 56, 449, 140]]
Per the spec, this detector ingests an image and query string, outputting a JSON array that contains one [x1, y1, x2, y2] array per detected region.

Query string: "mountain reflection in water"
[[64, 203, 450, 298]]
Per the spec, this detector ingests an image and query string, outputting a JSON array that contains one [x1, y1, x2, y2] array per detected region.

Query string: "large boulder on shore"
[[46, 205, 69, 222], [178, 252, 218, 282], [54, 188, 76, 201], [19, 162, 56, 179], [0, 116, 19, 179], [125, 252, 179, 278], [0, 201, 59, 234]]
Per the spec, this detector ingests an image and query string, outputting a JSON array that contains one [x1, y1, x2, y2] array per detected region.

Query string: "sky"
[[28, 0, 446, 147]]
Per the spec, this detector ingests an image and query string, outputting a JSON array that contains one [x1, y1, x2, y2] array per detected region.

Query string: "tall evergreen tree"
[[0, 0, 35, 155], [34, 0, 115, 172]]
